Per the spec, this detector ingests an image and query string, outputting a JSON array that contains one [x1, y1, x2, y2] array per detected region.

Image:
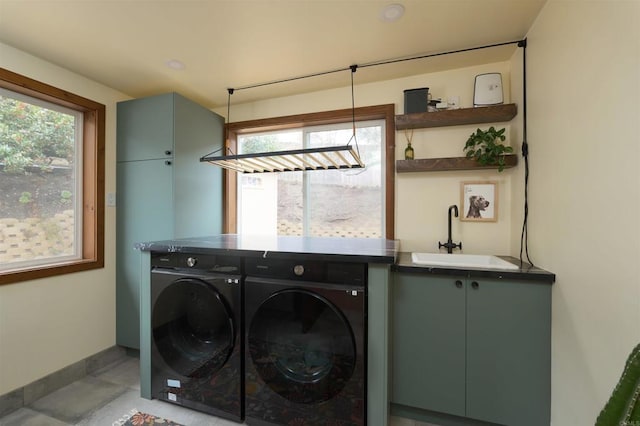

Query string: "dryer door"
[[248, 288, 356, 404], [152, 276, 234, 379]]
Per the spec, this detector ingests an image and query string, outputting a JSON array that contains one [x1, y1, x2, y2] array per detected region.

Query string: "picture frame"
[[460, 181, 498, 222]]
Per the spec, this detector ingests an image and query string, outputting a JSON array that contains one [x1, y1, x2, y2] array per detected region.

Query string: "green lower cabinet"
[[466, 278, 551, 426], [392, 274, 466, 416], [392, 272, 551, 426]]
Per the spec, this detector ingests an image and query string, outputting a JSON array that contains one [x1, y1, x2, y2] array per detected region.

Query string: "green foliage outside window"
[[0, 95, 75, 174], [239, 134, 292, 154]]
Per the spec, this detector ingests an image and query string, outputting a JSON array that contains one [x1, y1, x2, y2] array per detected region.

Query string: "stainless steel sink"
[[411, 253, 519, 270]]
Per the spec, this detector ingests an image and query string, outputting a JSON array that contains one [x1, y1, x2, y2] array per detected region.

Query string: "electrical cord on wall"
[[518, 39, 535, 268]]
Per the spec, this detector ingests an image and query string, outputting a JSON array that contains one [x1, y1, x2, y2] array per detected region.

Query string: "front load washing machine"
[[150, 252, 243, 422], [244, 257, 367, 426]]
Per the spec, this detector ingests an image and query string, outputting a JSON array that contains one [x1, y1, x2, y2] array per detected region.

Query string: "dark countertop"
[[393, 252, 555, 283], [136, 235, 554, 282], [136, 234, 399, 264]]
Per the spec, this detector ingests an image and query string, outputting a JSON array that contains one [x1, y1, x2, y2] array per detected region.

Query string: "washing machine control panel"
[[151, 253, 242, 274]]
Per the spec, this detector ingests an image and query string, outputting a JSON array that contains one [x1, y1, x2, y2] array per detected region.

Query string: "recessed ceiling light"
[[166, 59, 185, 70], [380, 3, 405, 22]]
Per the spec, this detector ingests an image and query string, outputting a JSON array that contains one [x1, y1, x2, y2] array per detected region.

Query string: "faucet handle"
[[456, 242, 463, 250]]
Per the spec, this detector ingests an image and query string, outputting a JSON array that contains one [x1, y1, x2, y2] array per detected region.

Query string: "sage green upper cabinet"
[[116, 93, 224, 349], [116, 93, 174, 162], [392, 272, 551, 426]]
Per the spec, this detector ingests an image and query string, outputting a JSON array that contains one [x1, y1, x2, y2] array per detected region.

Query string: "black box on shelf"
[[404, 87, 429, 114]]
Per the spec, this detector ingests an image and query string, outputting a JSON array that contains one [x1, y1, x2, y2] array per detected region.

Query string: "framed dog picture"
[[461, 181, 497, 222]]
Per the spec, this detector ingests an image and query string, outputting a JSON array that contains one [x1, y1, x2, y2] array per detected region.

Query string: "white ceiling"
[[0, 0, 546, 109]]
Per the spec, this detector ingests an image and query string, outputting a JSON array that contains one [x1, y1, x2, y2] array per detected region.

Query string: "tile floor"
[[0, 354, 422, 426], [0, 356, 238, 426]]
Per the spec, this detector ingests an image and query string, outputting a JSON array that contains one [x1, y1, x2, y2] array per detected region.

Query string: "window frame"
[[224, 104, 395, 239], [0, 67, 105, 285]]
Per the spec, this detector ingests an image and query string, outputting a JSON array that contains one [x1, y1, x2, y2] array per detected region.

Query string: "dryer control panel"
[[244, 257, 366, 285]]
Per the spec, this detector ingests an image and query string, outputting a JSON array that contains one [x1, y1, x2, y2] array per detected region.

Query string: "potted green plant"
[[463, 126, 513, 172], [596, 342, 640, 425]]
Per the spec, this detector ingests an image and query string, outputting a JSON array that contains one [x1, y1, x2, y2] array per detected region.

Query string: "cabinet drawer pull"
[[165, 150, 172, 156], [165, 160, 172, 166], [455, 280, 463, 288], [471, 281, 479, 289]]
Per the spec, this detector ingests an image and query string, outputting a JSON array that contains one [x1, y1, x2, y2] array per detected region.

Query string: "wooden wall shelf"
[[395, 104, 517, 130], [396, 154, 518, 173]]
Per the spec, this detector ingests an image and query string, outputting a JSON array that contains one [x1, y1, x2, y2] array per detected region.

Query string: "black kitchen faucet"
[[439, 205, 462, 254]]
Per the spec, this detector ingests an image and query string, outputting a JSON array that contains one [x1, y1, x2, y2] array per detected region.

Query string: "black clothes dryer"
[[150, 253, 243, 422], [244, 257, 367, 426]]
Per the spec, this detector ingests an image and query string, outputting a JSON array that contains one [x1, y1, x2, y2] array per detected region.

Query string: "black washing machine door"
[[248, 287, 357, 404], [152, 276, 235, 380]]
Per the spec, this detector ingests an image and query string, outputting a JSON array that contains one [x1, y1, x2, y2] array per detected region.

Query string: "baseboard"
[[390, 403, 501, 426], [0, 345, 129, 418]]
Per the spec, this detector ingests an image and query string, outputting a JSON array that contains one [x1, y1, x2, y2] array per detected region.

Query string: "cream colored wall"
[[0, 42, 126, 394], [516, 1, 640, 424], [5, 6, 634, 423], [216, 62, 515, 254]]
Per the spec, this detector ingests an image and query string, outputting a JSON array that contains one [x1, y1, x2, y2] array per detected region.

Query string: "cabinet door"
[[116, 159, 173, 349], [173, 93, 224, 237], [392, 273, 466, 416], [116, 93, 174, 162], [466, 279, 551, 426]]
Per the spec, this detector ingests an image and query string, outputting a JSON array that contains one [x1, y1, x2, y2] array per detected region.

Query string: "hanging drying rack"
[[201, 65, 363, 173], [203, 144, 364, 173], [200, 40, 524, 174]]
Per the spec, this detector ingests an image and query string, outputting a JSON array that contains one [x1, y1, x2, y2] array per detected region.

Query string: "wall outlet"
[[106, 192, 116, 207]]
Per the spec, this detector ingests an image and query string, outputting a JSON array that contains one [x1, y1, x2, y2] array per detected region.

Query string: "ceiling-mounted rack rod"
[[227, 39, 524, 93], [358, 39, 523, 69]]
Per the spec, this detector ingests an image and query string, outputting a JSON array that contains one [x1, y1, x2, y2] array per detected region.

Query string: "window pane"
[[238, 131, 302, 236], [237, 121, 383, 238], [277, 172, 303, 236], [0, 89, 82, 271], [307, 124, 382, 238]]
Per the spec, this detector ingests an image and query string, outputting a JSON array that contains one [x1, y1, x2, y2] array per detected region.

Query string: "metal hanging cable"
[[200, 87, 236, 159], [347, 64, 361, 157], [225, 88, 234, 156]]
